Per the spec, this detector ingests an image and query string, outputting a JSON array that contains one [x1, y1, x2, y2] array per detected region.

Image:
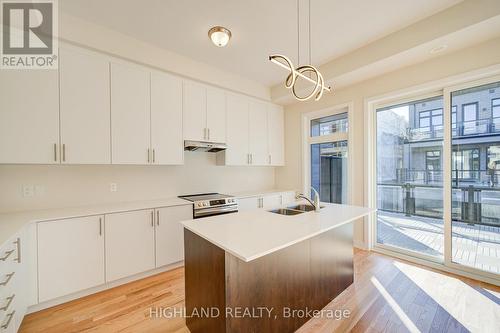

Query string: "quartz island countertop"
[[181, 202, 375, 262]]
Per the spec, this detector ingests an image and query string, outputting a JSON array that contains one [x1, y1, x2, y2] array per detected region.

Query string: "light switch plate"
[[22, 185, 34, 197]]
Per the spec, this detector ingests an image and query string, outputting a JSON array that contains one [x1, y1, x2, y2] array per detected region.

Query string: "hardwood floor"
[[20, 250, 500, 333]]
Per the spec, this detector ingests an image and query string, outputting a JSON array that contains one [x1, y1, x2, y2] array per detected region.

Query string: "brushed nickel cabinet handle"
[[153, 149, 156, 163], [1, 310, 15, 329], [208, 128, 210, 140], [99, 218, 102, 236], [151, 211, 154, 227], [250, 154, 253, 165], [13, 238, 20, 263], [156, 210, 160, 226], [0, 295, 15, 311], [0, 273, 14, 286], [147, 148, 150, 163], [62, 144, 66, 162], [53, 143, 57, 161], [0, 250, 14, 261]]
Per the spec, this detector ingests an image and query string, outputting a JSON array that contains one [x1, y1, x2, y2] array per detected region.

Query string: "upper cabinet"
[[183, 81, 226, 143], [0, 68, 59, 164], [0, 43, 283, 166], [111, 62, 151, 164], [221, 97, 285, 166], [151, 71, 184, 165], [206, 87, 226, 143], [267, 104, 285, 166], [59, 47, 111, 164], [249, 100, 269, 166], [223, 94, 250, 166]]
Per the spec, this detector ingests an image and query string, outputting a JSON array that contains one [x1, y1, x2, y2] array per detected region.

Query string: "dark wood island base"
[[184, 222, 354, 333]]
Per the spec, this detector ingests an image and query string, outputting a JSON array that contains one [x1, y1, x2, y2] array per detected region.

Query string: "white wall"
[[276, 37, 500, 246], [59, 12, 270, 101], [0, 153, 275, 213]]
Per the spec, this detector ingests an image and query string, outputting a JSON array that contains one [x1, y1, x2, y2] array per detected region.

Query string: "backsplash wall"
[[0, 152, 275, 213]]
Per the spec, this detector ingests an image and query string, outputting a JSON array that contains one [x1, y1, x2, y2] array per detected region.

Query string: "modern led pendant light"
[[269, 0, 331, 101]]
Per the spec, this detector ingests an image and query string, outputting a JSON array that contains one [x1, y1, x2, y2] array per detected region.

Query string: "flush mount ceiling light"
[[208, 26, 232, 47], [269, 0, 331, 101]]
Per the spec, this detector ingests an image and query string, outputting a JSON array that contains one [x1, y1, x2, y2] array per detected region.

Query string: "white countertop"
[[181, 202, 375, 262], [0, 197, 191, 247]]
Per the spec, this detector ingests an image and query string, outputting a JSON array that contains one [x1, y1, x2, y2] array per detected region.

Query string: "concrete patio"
[[377, 211, 500, 274]]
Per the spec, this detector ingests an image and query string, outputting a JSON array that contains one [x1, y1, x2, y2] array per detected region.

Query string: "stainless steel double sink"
[[269, 204, 322, 215]]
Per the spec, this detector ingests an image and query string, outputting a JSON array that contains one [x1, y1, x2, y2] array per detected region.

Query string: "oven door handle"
[[194, 205, 238, 217]]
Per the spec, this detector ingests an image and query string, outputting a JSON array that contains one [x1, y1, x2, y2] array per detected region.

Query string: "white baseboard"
[[27, 261, 184, 314]]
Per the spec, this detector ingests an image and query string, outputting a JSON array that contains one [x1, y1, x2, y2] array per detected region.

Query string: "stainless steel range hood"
[[184, 140, 227, 152]]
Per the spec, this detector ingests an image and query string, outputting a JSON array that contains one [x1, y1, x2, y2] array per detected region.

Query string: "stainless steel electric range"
[[179, 193, 238, 219]]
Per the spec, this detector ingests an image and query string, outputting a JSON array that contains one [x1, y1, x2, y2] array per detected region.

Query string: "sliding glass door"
[[373, 77, 500, 280], [449, 81, 500, 274], [375, 96, 444, 259]]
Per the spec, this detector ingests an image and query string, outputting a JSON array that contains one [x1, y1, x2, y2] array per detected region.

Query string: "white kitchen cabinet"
[[224, 94, 250, 165], [105, 209, 155, 282], [111, 62, 151, 164], [249, 100, 269, 166], [151, 71, 183, 165], [59, 46, 111, 164], [267, 104, 285, 166], [155, 205, 192, 267], [37, 215, 105, 302], [0, 69, 59, 164], [206, 87, 226, 143], [237, 197, 261, 211], [281, 191, 297, 205], [183, 81, 226, 143], [183, 81, 206, 142]]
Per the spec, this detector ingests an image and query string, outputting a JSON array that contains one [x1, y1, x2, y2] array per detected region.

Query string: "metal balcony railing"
[[405, 117, 500, 142], [377, 170, 500, 227]]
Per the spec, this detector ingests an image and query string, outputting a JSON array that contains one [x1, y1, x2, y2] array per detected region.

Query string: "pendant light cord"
[[309, 0, 312, 65], [297, 0, 300, 66]]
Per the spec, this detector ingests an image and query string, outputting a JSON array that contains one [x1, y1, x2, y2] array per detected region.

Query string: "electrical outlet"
[[22, 185, 34, 197], [110, 183, 118, 192], [35, 185, 45, 196]]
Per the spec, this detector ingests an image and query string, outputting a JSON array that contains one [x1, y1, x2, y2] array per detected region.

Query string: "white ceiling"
[[60, 0, 463, 87]]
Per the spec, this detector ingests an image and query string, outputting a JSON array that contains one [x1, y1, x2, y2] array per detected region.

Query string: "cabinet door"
[[0, 70, 59, 164], [37, 215, 105, 302], [249, 100, 269, 166], [281, 191, 297, 205], [206, 87, 226, 143], [263, 194, 283, 209], [268, 104, 285, 166], [225, 94, 249, 165], [105, 209, 155, 282], [60, 46, 111, 164], [111, 62, 151, 164], [151, 71, 183, 165], [183, 81, 207, 142], [237, 197, 261, 211], [155, 205, 192, 267]]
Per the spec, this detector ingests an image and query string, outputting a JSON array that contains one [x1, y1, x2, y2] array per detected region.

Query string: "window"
[[310, 112, 348, 137], [308, 111, 349, 204], [487, 145, 500, 170], [418, 108, 443, 129], [425, 150, 441, 171], [451, 106, 457, 129], [461, 103, 479, 135], [493, 98, 500, 119], [452, 148, 480, 180]]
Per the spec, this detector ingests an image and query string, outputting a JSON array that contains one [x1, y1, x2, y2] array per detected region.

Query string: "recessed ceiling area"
[[59, 0, 463, 87]]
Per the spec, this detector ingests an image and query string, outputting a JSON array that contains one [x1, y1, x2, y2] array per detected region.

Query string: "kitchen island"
[[181, 202, 374, 333]]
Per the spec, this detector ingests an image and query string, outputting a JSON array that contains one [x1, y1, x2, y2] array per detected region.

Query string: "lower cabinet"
[[155, 205, 192, 267], [237, 191, 297, 212], [105, 209, 156, 282], [237, 196, 261, 211], [37, 215, 105, 303], [262, 194, 282, 209]]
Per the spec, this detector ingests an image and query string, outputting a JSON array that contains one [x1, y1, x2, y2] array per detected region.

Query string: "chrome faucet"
[[296, 187, 321, 212]]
